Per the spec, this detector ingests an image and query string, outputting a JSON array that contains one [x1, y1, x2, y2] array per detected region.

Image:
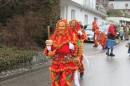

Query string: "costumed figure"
[[70, 19, 88, 77], [98, 30, 107, 50], [44, 19, 81, 86], [92, 20, 99, 47], [106, 24, 117, 56]]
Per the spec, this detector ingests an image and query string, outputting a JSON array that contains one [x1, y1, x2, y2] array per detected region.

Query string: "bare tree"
[[0, 0, 12, 8]]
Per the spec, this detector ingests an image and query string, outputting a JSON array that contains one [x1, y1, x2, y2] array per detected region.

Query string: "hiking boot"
[[80, 72, 84, 77], [110, 53, 115, 56], [106, 51, 109, 56], [93, 45, 98, 47]]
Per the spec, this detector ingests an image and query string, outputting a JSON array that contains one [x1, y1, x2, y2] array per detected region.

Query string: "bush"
[[0, 0, 60, 72], [107, 9, 123, 17], [0, 0, 60, 49], [1, 12, 43, 49], [0, 45, 36, 72]]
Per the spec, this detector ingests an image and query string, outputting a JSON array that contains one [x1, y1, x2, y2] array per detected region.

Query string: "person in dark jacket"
[[79, 21, 83, 29], [106, 24, 117, 56]]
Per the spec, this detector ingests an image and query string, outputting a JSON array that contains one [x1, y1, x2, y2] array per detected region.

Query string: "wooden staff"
[[47, 26, 50, 39]]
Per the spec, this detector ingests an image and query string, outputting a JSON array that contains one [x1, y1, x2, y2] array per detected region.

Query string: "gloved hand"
[[69, 43, 74, 50], [46, 46, 51, 51], [78, 30, 82, 35]]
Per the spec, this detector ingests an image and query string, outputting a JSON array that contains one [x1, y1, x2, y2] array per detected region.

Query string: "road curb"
[[0, 65, 49, 83]]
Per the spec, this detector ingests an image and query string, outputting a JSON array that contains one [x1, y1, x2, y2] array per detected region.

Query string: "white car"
[[99, 25, 110, 35], [85, 29, 94, 42]]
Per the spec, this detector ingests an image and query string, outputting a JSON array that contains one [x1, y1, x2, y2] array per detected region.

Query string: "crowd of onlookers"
[[116, 23, 130, 41], [70, 20, 130, 43]]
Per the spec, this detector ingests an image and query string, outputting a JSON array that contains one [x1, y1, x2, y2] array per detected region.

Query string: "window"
[[94, 17, 98, 23], [83, 0, 90, 6], [84, 15, 88, 25], [71, 9, 75, 20]]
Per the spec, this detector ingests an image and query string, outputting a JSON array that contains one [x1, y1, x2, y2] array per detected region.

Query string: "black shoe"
[[93, 45, 98, 47], [106, 51, 109, 56], [102, 48, 105, 50], [110, 53, 115, 56], [80, 72, 84, 77]]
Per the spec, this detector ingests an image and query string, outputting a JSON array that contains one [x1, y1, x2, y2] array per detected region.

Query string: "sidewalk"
[[0, 67, 51, 86]]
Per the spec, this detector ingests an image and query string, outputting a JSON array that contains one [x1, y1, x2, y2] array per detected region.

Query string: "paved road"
[[0, 40, 129, 86], [82, 40, 130, 86]]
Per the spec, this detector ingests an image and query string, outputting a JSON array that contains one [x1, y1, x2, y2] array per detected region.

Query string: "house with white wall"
[[108, 0, 130, 13], [60, 0, 107, 26]]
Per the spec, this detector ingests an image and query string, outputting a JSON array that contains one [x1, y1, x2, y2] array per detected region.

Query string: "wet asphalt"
[[0, 40, 129, 86]]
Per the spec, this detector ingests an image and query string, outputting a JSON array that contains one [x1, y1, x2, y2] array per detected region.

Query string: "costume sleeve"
[[44, 45, 53, 56], [81, 30, 88, 40], [43, 48, 49, 56], [77, 30, 88, 42], [70, 44, 78, 56], [70, 33, 78, 56]]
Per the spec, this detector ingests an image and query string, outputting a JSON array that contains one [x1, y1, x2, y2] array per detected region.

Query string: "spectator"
[[120, 26, 124, 40], [124, 23, 129, 40], [84, 25, 87, 29], [106, 24, 117, 56], [79, 21, 83, 29]]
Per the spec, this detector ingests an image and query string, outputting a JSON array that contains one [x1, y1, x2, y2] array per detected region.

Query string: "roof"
[[106, 17, 130, 23]]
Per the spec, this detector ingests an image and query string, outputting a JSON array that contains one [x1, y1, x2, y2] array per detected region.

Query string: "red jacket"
[[107, 24, 116, 37]]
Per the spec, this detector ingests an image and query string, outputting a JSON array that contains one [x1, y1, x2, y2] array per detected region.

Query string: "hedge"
[[0, 45, 36, 72]]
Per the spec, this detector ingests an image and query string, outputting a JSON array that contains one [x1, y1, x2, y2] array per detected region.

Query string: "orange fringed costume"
[[44, 19, 79, 86], [99, 32, 107, 49], [92, 21, 99, 46], [70, 19, 88, 73]]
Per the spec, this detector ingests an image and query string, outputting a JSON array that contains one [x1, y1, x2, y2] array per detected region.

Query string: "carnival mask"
[[58, 21, 66, 35], [70, 21, 76, 29]]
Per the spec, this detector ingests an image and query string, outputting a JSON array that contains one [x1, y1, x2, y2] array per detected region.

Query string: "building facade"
[[61, 0, 107, 25], [108, 0, 130, 13]]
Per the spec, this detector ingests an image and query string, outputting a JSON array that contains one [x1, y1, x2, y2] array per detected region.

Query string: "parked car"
[[85, 29, 94, 41], [84, 25, 94, 42], [99, 25, 110, 36]]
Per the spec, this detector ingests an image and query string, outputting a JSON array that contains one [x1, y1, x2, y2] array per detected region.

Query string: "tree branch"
[[0, 0, 12, 8]]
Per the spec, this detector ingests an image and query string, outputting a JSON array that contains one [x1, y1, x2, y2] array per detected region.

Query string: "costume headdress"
[[69, 19, 81, 36], [92, 21, 99, 31], [50, 19, 75, 49]]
